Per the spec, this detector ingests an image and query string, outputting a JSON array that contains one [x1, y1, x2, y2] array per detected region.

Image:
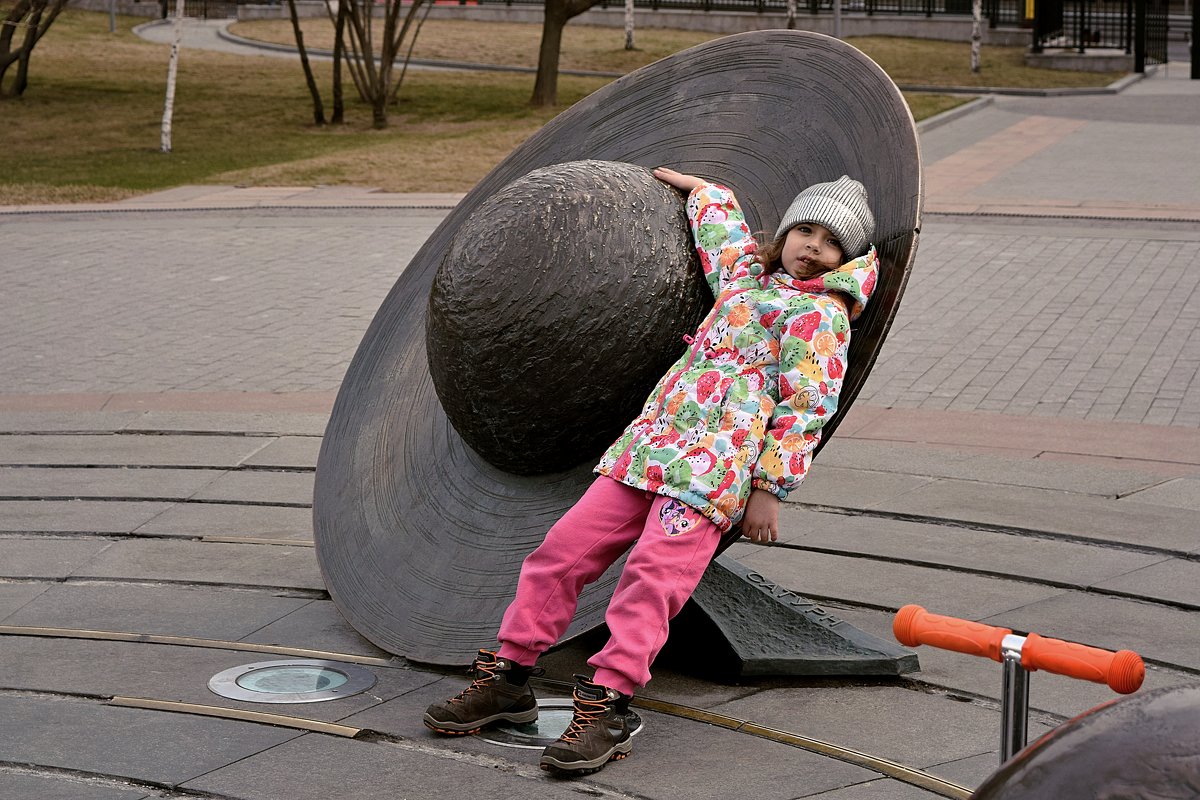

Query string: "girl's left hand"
[[741, 489, 780, 543]]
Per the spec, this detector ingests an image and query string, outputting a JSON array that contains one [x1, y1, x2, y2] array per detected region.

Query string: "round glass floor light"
[[480, 697, 644, 749], [209, 659, 376, 704]]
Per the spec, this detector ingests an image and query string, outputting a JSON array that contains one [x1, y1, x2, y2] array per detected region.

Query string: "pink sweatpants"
[[497, 476, 721, 697]]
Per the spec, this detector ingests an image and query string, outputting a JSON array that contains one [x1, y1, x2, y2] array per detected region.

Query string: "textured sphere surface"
[[427, 160, 708, 475], [971, 684, 1200, 799]]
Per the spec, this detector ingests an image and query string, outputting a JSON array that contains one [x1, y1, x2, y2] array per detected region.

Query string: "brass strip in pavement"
[[201, 536, 315, 547], [0, 625, 395, 667], [108, 696, 362, 738], [633, 697, 973, 800]]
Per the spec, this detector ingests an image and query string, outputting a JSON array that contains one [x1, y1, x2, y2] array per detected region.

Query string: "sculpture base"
[[672, 555, 919, 678]]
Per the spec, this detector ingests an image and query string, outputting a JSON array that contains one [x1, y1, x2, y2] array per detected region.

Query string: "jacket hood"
[[770, 245, 879, 321]]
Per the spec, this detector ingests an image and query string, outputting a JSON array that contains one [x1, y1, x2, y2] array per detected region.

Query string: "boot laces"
[[449, 659, 501, 704], [559, 690, 611, 743]]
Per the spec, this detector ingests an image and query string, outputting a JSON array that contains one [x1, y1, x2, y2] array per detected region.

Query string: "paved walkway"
[[0, 38, 1198, 800]]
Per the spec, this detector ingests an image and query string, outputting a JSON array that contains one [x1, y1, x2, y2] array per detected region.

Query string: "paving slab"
[[1, 583, 311, 640], [0, 466, 224, 501], [131, 501, 313, 541], [790, 465, 937, 508], [713, 683, 1054, 781], [184, 731, 614, 800], [815, 438, 1171, 497], [75, 539, 325, 590], [1118, 476, 1200, 511], [0, 536, 115, 579], [774, 507, 1166, 588], [1089, 558, 1200, 609], [241, 436, 322, 469], [982, 592, 1200, 671], [728, 544, 1069, 620], [0, 771, 150, 800], [875, 479, 1200, 553], [927, 753, 1008, 793], [0, 582, 51, 619], [0, 433, 274, 467], [240, 599, 392, 658], [0, 411, 142, 432], [0, 637, 426, 723], [189, 470, 315, 507], [796, 777, 946, 798], [127, 411, 331, 437], [0, 693, 302, 787], [0, 500, 176, 534]]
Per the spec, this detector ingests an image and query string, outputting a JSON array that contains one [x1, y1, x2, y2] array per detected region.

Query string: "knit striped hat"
[[774, 175, 874, 260]]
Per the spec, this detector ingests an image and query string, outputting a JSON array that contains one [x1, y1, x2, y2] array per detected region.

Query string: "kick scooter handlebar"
[[893, 604, 1144, 693]]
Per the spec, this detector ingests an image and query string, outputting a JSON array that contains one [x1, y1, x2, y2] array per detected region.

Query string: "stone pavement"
[[1, 54, 1199, 800]]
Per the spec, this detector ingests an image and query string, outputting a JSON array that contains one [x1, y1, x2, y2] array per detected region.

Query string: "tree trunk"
[[970, 0, 982, 72], [786, 0, 796, 29], [287, 0, 325, 124], [624, 0, 634, 50], [530, 0, 601, 106], [332, 0, 346, 123], [0, 0, 68, 97], [160, 0, 184, 153]]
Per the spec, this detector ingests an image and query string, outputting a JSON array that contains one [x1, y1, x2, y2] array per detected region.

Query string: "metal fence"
[[1032, 0, 1169, 64]]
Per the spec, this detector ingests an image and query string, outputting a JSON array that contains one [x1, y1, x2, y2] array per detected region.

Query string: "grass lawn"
[[0, 10, 1124, 204]]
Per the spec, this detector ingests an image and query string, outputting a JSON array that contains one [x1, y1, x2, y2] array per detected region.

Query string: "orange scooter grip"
[[893, 604, 1010, 663], [1020, 633, 1145, 694]]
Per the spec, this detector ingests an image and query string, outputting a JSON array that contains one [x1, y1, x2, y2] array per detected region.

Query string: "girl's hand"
[[741, 489, 780, 544], [653, 167, 705, 193]]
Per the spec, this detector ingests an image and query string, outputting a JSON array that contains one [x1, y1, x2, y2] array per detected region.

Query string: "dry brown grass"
[[230, 18, 1125, 87], [227, 18, 718, 72]]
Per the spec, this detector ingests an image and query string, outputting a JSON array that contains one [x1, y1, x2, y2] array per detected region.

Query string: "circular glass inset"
[[480, 698, 644, 749], [208, 659, 376, 704], [235, 666, 350, 694]]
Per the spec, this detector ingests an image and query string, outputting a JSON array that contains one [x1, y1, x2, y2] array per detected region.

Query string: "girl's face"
[[779, 223, 844, 280]]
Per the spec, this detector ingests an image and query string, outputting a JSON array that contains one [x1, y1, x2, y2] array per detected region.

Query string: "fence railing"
[[1032, 0, 1168, 64]]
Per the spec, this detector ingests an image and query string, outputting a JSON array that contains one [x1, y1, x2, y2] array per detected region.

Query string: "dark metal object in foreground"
[[684, 556, 919, 676], [971, 684, 1200, 798], [313, 30, 922, 667]]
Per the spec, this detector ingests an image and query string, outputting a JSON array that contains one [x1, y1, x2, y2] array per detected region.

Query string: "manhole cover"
[[208, 659, 376, 704], [480, 698, 644, 749]]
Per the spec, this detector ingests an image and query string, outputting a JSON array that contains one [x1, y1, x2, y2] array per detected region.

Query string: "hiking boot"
[[423, 650, 539, 735], [539, 675, 633, 775]]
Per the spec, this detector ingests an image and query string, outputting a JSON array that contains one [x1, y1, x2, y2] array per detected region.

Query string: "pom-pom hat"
[[775, 175, 875, 260]]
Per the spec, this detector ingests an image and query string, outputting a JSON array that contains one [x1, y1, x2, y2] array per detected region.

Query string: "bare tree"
[[0, 0, 69, 97], [531, 0, 601, 106], [337, 0, 431, 128], [287, 0, 326, 124]]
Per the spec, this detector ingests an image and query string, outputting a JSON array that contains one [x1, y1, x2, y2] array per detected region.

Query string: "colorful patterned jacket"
[[595, 182, 878, 532]]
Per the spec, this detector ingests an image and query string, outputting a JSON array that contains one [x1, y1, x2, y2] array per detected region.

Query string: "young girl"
[[424, 167, 878, 776]]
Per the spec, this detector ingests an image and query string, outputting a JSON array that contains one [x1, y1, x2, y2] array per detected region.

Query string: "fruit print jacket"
[[595, 182, 878, 532]]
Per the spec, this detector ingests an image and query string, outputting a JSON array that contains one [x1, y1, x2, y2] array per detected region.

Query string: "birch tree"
[[624, 0, 634, 50], [0, 0, 69, 97], [970, 0, 982, 72], [160, 0, 184, 153]]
